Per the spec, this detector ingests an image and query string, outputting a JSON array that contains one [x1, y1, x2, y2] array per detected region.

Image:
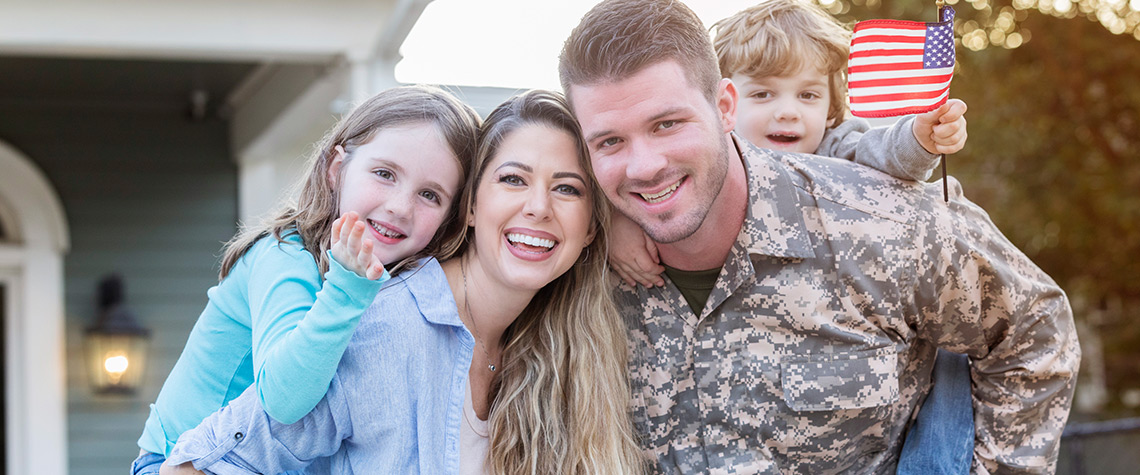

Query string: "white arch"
[[0, 139, 69, 475]]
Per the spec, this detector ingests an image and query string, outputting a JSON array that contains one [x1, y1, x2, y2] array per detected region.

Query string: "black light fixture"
[[85, 274, 151, 395]]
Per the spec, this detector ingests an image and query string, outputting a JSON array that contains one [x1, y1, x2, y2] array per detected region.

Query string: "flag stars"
[[923, 20, 955, 69]]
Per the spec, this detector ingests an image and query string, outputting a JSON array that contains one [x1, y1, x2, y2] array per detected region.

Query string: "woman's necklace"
[[461, 259, 498, 372]]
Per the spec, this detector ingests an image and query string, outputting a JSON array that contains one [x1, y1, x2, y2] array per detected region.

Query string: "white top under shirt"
[[461, 381, 490, 475]]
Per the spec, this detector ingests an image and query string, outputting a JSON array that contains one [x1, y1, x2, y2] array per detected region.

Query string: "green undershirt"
[[662, 264, 722, 314]]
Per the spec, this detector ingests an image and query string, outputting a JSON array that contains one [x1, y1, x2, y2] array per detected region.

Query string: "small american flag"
[[848, 6, 956, 118]]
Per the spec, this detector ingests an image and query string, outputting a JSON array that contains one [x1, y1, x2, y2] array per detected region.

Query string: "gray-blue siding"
[[0, 102, 237, 475]]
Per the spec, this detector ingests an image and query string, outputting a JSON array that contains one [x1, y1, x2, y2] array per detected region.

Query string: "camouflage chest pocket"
[[780, 346, 898, 411], [778, 347, 899, 470]]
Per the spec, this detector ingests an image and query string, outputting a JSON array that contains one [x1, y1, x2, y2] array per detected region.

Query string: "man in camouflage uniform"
[[558, 0, 1080, 473]]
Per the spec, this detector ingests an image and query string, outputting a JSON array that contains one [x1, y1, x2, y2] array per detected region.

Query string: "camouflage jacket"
[[615, 137, 1080, 474]]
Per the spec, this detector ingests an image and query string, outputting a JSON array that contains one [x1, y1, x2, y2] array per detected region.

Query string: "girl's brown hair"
[[219, 85, 480, 279]]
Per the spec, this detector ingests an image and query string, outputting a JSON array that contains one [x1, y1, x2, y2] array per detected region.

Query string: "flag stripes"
[[847, 6, 956, 118]]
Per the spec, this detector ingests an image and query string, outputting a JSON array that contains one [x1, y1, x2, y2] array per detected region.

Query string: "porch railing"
[[1060, 417, 1140, 475]]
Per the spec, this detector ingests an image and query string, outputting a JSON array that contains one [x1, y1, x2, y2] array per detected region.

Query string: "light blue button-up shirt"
[[167, 257, 476, 474]]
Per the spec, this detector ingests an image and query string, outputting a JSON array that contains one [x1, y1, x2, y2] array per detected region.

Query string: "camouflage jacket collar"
[[732, 134, 816, 260]]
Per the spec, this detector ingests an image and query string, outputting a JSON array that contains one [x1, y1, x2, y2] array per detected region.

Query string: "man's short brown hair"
[[559, 0, 721, 105], [712, 0, 851, 124]]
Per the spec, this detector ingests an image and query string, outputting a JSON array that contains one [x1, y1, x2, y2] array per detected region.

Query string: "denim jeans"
[[897, 349, 974, 475], [130, 451, 164, 475]]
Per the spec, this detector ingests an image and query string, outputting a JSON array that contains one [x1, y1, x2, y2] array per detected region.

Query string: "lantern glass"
[[85, 332, 149, 395]]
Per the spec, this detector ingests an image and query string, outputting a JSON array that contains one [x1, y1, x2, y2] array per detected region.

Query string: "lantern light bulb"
[[104, 355, 129, 374]]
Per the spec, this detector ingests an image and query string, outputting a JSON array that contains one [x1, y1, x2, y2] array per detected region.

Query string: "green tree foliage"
[[825, 0, 1140, 409], [953, 13, 1140, 409]]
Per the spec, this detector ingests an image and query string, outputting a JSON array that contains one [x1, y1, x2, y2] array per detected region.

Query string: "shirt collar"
[[399, 257, 465, 327], [733, 134, 817, 259]]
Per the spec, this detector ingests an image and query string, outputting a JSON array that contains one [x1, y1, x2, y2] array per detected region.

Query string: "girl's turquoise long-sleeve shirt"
[[137, 231, 388, 457]]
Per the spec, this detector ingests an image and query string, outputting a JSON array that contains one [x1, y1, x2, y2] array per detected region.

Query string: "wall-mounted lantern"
[[85, 274, 151, 395]]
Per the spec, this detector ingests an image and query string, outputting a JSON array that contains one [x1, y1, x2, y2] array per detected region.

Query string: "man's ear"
[[328, 145, 347, 189], [716, 78, 738, 134]]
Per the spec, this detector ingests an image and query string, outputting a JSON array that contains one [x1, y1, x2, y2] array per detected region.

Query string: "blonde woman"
[[162, 90, 643, 474]]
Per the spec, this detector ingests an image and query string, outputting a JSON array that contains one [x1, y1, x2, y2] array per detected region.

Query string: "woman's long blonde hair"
[[218, 85, 480, 280], [445, 90, 644, 474]]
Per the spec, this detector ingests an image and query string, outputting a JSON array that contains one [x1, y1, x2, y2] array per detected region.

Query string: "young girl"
[[161, 90, 643, 474], [131, 85, 480, 475]]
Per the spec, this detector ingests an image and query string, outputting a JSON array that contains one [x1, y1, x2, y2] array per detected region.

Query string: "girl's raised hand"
[[330, 211, 387, 280]]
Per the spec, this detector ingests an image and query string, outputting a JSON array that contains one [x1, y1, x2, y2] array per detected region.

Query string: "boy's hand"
[[330, 211, 387, 280], [608, 213, 665, 288], [159, 462, 206, 475], [913, 98, 968, 155]]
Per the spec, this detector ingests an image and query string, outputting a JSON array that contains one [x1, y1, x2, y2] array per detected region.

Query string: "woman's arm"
[[165, 375, 353, 474]]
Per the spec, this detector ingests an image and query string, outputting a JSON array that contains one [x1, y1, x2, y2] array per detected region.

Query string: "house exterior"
[[0, 1, 515, 473]]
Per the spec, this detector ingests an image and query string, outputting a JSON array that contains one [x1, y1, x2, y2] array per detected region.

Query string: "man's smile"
[[636, 178, 685, 204]]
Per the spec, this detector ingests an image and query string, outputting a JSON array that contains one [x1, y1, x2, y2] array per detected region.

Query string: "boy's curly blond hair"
[[712, 0, 852, 124]]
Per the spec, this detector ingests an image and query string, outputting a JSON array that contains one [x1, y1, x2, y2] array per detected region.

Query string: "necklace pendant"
[[488, 363, 496, 372]]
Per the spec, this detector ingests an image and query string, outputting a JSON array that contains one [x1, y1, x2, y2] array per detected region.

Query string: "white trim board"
[[0, 140, 70, 475]]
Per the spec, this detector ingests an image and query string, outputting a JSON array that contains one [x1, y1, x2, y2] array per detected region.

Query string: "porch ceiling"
[[0, 56, 260, 118]]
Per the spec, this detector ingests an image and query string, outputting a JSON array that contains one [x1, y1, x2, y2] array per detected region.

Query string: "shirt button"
[[234, 432, 244, 441]]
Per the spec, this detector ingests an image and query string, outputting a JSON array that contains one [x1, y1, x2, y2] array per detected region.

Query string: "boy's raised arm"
[[816, 115, 941, 182], [816, 99, 968, 182]]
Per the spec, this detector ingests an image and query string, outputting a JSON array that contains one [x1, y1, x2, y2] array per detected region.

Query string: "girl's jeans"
[[130, 450, 164, 475]]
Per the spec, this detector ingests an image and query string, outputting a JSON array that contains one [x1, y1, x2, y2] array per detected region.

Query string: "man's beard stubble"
[[637, 134, 732, 245]]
